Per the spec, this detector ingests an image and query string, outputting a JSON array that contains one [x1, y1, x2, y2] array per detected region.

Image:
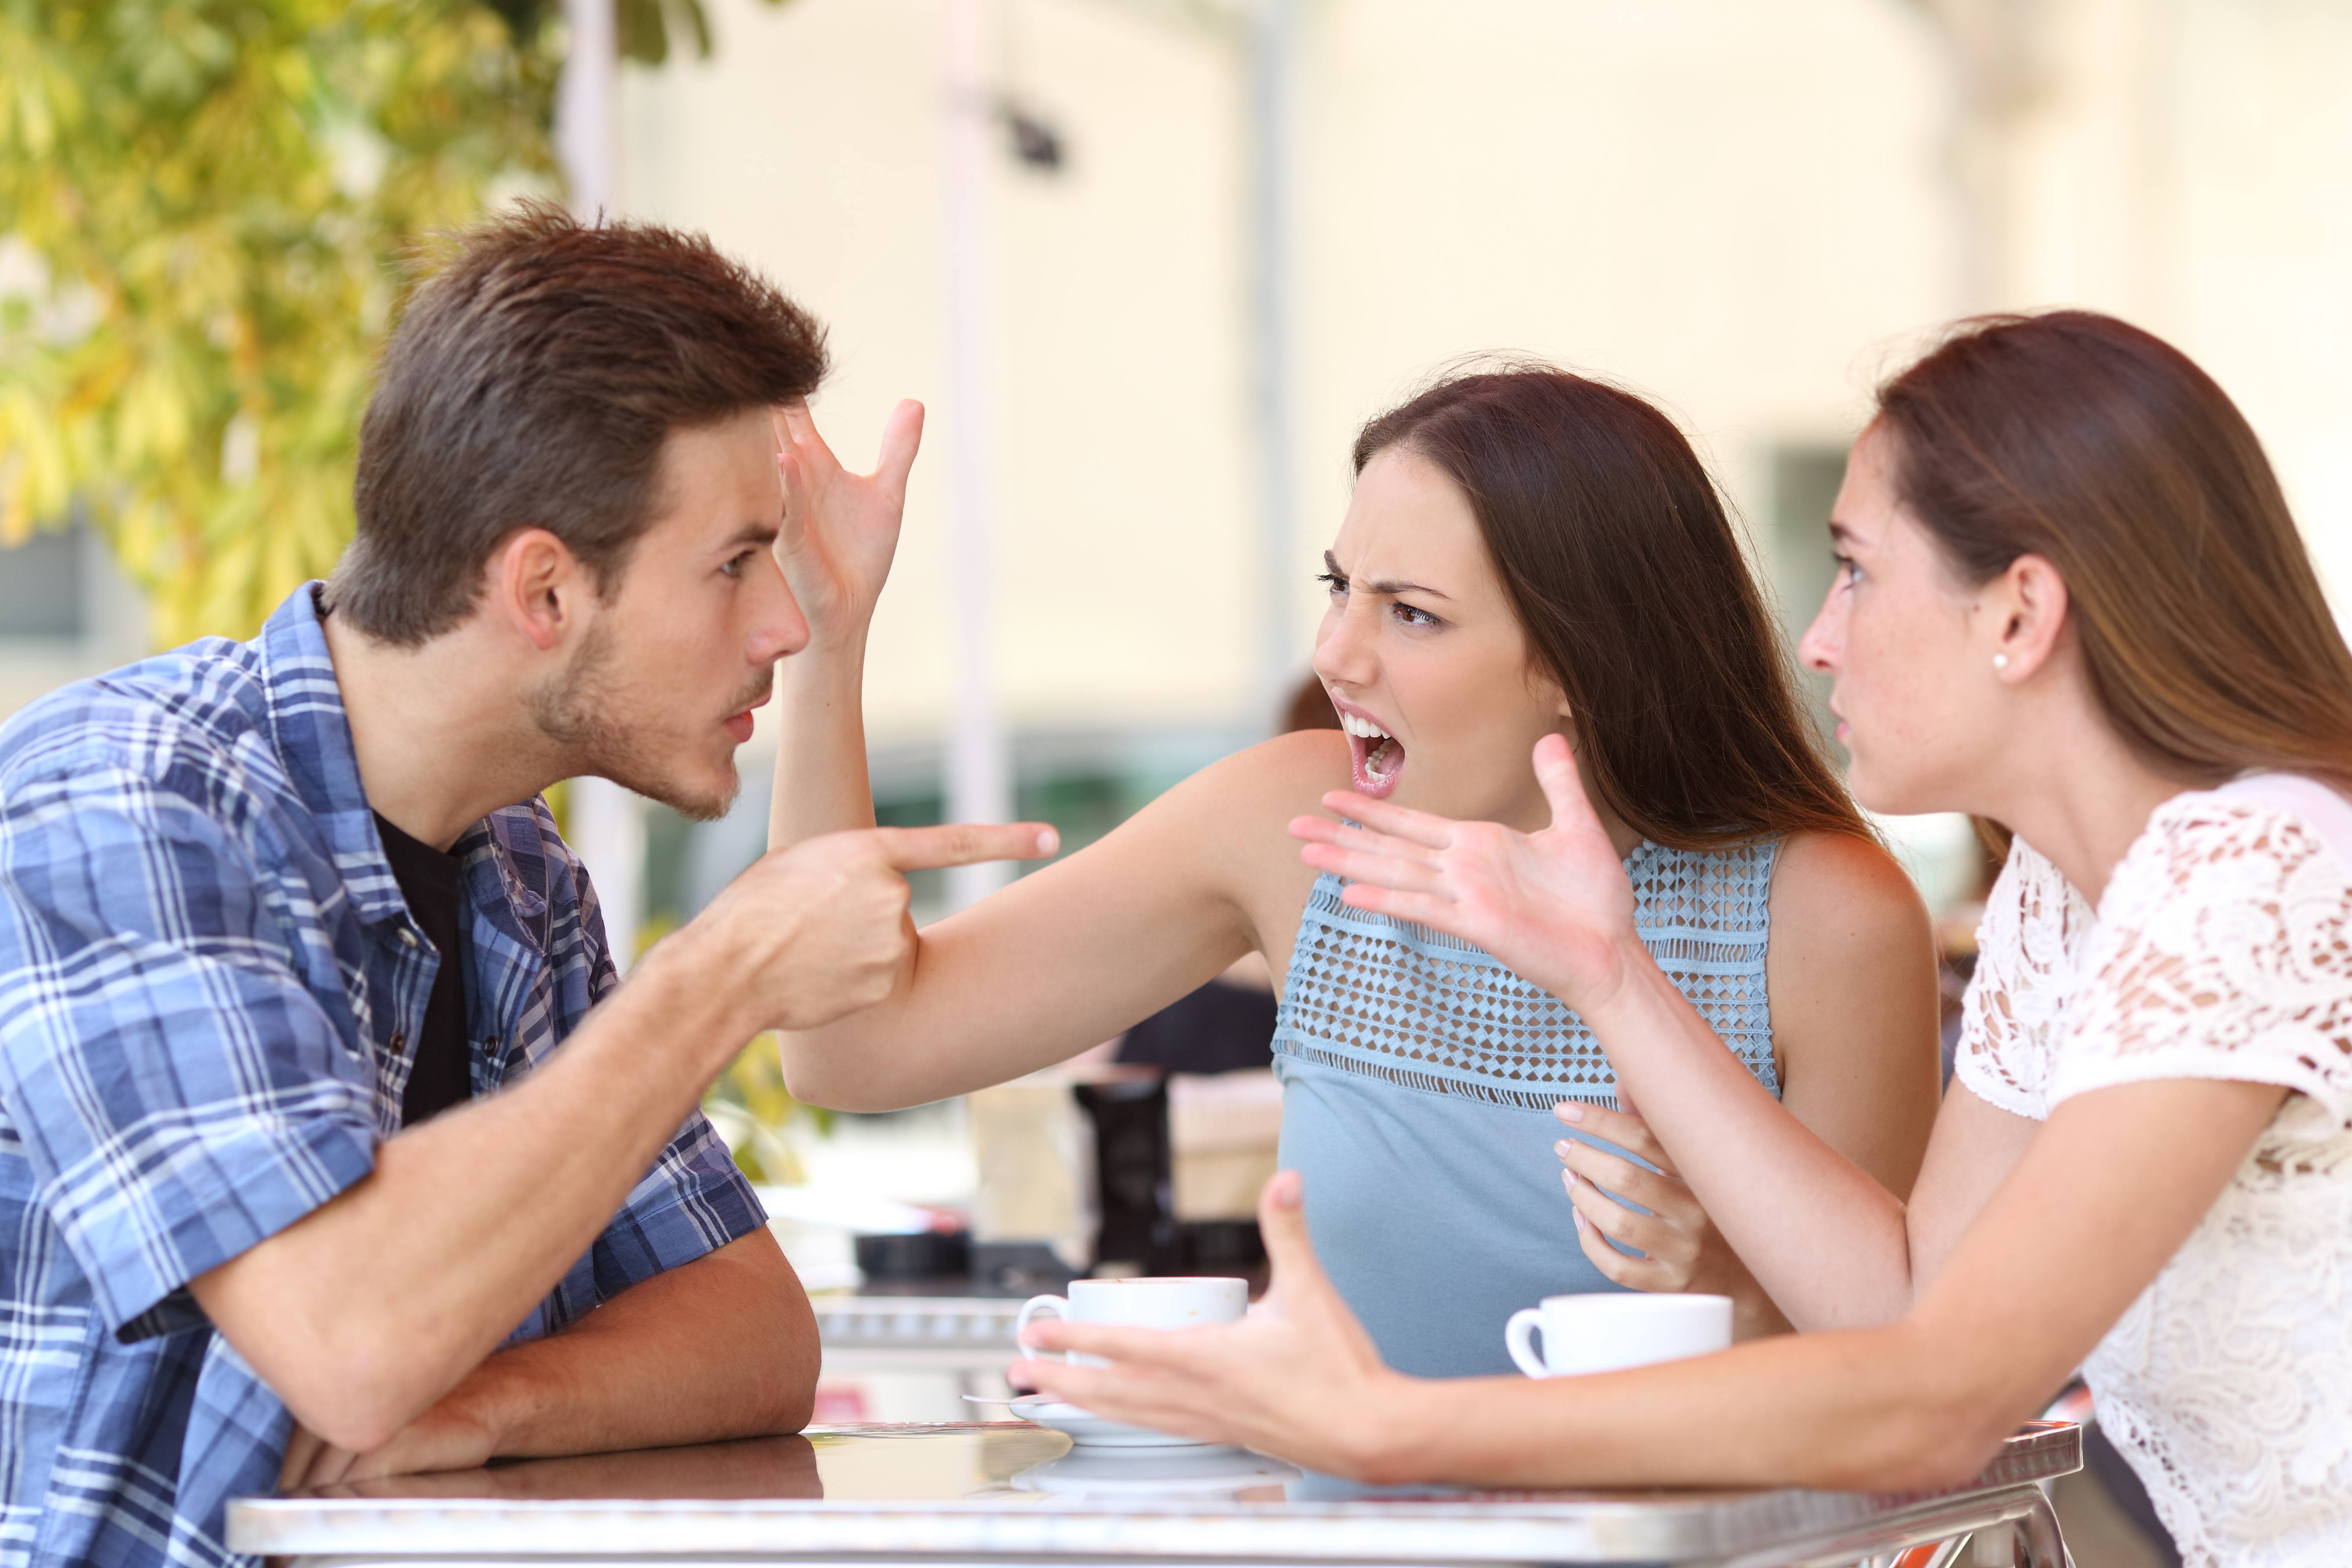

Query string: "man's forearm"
[[769, 640, 877, 850], [198, 942, 762, 1452], [466, 1228, 819, 1457]]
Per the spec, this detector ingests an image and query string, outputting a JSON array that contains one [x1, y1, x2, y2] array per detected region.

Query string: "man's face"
[[534, 408, 807, 820]]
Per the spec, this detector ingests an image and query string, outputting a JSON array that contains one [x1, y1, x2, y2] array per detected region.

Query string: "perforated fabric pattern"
[[1273, 838, 1780, 1109]]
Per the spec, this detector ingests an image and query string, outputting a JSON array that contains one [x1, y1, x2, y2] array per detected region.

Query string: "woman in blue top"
[[768, 364, 1941, 1371]]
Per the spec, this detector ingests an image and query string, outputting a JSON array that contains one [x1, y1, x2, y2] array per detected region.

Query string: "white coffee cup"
[[1504, 1292, 1732, 1378], [1017, 1277, 1250, 1367]]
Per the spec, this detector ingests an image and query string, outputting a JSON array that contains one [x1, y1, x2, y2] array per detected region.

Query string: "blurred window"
[[0, 524, 85, 640]]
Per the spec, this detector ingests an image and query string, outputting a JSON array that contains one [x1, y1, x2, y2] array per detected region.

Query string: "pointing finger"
[[873, 821, 1059, 873]]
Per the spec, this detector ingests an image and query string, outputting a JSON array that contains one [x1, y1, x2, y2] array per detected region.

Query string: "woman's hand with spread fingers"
[[1009, 1171, 1424, 1481], [1554, 1101, 1790, 1340], [772, 399, 922, 649], [1287, 734, 1650, 1017]]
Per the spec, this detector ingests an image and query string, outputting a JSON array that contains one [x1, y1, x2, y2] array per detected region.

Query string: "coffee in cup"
[[1504, 1292, 1731, 1378]]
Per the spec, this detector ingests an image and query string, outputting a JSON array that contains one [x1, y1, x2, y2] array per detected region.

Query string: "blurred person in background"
[[0, 206, 1047, 1568], [1113, 675, 1340, 1077], [769, 364, 1943, 1373], [1022, 313, 2352, 1568]]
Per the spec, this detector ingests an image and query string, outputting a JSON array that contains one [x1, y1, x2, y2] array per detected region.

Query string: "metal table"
[[231, 1421, 2079, 1568]]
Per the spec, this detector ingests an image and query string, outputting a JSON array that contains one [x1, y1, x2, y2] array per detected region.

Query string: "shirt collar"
[[252, 583, 412, 926]]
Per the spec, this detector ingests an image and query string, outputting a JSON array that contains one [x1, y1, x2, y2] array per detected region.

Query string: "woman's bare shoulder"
[[1769, 829, 1934, 972], [1142, 729, 1352, 824], [1118, 730, 1349, 912]]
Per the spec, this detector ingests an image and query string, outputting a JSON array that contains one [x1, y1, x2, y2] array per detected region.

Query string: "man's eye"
[[723, 551, 754, 578]]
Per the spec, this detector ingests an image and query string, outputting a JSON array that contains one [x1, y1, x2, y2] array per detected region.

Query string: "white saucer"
[[1007, 1394, 1218, 1449], [1011, 1445, 1300, 1495]]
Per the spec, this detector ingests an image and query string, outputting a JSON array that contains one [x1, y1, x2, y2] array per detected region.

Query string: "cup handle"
[[1505, 1307, 1550, 1378], [1015, 1294, 1072, 1360]]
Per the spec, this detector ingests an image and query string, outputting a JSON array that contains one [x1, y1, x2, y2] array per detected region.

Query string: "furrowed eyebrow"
[[1322, 551, 1451, 599], [725, 521, 780, 551]]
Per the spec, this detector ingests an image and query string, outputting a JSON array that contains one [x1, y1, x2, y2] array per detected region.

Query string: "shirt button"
[[399, 929, 418, 947], [391, 1032, 406, 1053]]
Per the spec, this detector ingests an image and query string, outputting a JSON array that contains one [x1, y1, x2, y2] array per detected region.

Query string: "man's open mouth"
[[1339, 710, 1406, 799]]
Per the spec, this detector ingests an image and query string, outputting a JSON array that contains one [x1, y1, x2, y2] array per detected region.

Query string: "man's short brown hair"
[[331, 202, 827, 644]]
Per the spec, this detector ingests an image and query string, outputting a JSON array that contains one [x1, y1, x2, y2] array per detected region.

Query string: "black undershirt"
[[374, 812, 474, 1127]]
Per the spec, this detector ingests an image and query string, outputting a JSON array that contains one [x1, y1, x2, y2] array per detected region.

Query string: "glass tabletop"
[[234, 1421, 2082, 1566]]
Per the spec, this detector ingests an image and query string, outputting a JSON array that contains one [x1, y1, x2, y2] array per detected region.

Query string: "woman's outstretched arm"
[[1014, 1074, 2280, 1490], [761, 402, 1319, 1111]]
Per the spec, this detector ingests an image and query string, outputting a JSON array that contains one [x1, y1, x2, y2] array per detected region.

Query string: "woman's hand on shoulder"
[[1287, 734, 1645, 1013], [1552, 1100, 1790, 1339]]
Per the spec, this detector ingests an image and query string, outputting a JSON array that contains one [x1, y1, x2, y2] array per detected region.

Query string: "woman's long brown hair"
[[1354, 366, 1870, 851], [1876, 311, 2352, 789]]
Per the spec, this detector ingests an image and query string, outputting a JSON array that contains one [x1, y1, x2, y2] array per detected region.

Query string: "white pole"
[[941, 0, 1015, 912], [557, 0, 616, 216], [555, 0, 644, 970], [1247, 0, 1302, 723]]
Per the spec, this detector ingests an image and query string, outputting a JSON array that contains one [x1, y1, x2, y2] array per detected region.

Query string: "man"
[[0, 205, 1050, 1568]]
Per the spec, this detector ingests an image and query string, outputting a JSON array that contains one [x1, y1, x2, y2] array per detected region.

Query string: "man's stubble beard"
[[532, 619, 741, 824]]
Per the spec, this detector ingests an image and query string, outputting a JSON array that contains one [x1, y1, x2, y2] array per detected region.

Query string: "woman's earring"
[[1993, 654, 2010, 671]]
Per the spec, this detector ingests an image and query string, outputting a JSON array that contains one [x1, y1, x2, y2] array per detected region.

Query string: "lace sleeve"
[[2050, 797, 2352, 1128], [1953, 837, 2091, 1121]]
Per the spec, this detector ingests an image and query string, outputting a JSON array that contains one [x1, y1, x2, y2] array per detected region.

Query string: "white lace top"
[[1955, 776, 2352, 1568]]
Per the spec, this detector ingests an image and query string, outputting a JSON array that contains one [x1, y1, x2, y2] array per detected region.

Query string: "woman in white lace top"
[[1018, 312, 2352, 1568]]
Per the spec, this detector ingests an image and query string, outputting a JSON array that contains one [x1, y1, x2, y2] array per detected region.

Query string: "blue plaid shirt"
[[0, 586, 765, 1568]]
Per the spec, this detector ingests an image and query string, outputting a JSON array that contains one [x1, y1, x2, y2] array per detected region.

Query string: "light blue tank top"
[[1272, 838, 1782, 1377]]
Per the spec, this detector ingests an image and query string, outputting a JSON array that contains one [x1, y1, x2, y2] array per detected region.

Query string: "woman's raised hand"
[[773, 399, 923, 649], [1289, 733, 1645, 1015]]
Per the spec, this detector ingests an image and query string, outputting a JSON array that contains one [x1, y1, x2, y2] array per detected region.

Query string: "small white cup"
[[1505, 1292, 1732, 1378], [1017, 1277, 1249, 1367]]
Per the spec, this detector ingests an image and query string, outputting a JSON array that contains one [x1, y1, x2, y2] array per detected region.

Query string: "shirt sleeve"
[[586, 1109, 768, 1300], [1952, 837, 2079, 1121], [510, 820, 767, 1333], [2049, 798, 2352, 1127], [0, 762, 377, 1338]]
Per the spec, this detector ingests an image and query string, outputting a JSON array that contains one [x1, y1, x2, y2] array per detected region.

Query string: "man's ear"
[[1987, 552, 2071, 681], [484, 528, 592, 654]]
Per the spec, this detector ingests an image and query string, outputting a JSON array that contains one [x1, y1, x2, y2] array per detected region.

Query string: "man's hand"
[[773, 399, 922, 651], [281, 1383, 500, 1490], [668, 821, 1059, 1038]]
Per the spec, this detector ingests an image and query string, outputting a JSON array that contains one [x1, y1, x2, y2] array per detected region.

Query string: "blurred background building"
[[615, 0, 2352, 935], [10, 0, 2352, 930]]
